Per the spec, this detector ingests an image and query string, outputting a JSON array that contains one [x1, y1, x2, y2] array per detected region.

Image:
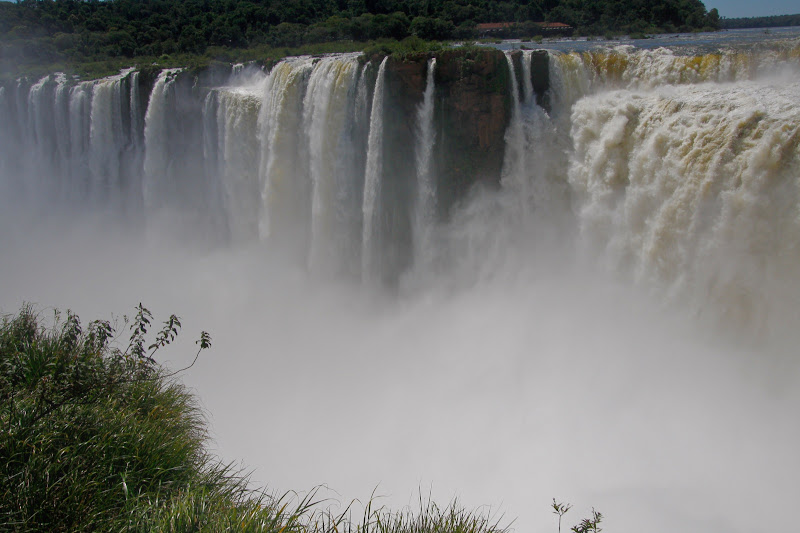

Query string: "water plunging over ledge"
[[2, 32, 800, 533]]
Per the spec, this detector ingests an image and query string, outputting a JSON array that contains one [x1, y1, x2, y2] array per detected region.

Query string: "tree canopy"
[[1, 0, 720, 69]]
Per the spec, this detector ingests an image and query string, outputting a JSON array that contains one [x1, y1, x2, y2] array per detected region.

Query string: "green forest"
[[1, 0, 719, 73]]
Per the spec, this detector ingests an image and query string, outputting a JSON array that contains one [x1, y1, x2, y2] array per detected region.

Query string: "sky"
[[706, 0, 799, 17]]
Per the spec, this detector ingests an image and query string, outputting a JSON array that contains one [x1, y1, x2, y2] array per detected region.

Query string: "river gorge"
[[1, 31, 799, 532]]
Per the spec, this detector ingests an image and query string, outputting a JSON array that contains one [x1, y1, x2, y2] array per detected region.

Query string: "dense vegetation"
[[0, 304, 518, 532], [720, 13, 800, 29], [1, 0, 719, 74]]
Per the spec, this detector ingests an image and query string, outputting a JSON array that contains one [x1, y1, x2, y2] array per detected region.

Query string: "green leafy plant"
[[552, 498, 572, 533], [571, 508, 603, 533], [0, 303, 215, 531], [551, 499, 603, 533]]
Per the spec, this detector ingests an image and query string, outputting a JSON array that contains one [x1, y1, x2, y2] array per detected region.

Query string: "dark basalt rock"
[[362, 47, 550, 284]]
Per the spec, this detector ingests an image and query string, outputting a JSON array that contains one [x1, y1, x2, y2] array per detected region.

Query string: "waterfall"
[[520, 50, 534, 105], [28, 75, 52, 148], [257, 58, 315, 241], [303, 54, 361, 276], [125, 71, 145, 213], [498, 52, 564, 219], [569, 79, 800, 326], [202, 91, 222, 230], [412, 57, 437, 269], [354, 63, 370, 135], [0, 87, 7, 191], [27, 75, 57, 197], [500, 52, 524, 194], [3, 37, 800, 533], [204, 87, 263, 242], [200, 55, 368, 266], [546, 44, 800, 116], [53, 78, 72, 183], [89, 73, 126, 204], [240, 55, 370, 270], [68, 82, 93, 200], [0, 87, 5, 140], [500, 51, 541, 220], [1, 40, 798, 304], [129, 71, 142, 150], [361, 56, 388, 284], [0, 83, 24, 196], [143, 69, 180, 211]]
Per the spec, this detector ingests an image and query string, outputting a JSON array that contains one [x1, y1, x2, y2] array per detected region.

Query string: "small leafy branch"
[[552, 499, 602, 533], [127, 302, 154, 360], [571, 508, 602, 533], [552, 499, 572, 533], [123, 303, 212, 377]]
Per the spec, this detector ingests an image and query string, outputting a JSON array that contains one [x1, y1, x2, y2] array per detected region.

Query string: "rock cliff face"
[[377, 48, 543, 281], [432, 49, 512, 215], [374, 48, 548, 280], [381, 48, 549, 217]]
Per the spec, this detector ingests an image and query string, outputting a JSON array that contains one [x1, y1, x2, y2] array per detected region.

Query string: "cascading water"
[[203, 86, 264, 242], [538, 41, 800, 331], [27, 75, 58, 197], [1, 41, 797, 312], [361, 56, 388, 284], [129, 71, 142, 150], [354, 63, 371, 139], [500, 51, 561, 218], [89, 70, 130, 205], [202, 55, 368, 270], [143, 69, 180, 212], [0, 86, 8, 187], [2, 35, 800, 533], [500, 52, 525, 195], [569, 79, 800, 330], [0, 85, 11, 195], [412, 58, 437, 272], [257, 58, 315, 242], [67, 82, 93, 200], [1, 41, 797, 307], [546, 43, 800, 113], [53, 78, 71, 180], [520, 50, 534, 104], [302, 54, 362, 276]]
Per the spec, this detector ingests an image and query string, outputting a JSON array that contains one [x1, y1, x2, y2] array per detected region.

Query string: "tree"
[[410, 16, 454, 40], [706, 8, 720, 29]]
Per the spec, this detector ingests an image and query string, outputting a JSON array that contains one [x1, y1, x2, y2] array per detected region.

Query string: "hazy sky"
[[706, 0, 799, 17]]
